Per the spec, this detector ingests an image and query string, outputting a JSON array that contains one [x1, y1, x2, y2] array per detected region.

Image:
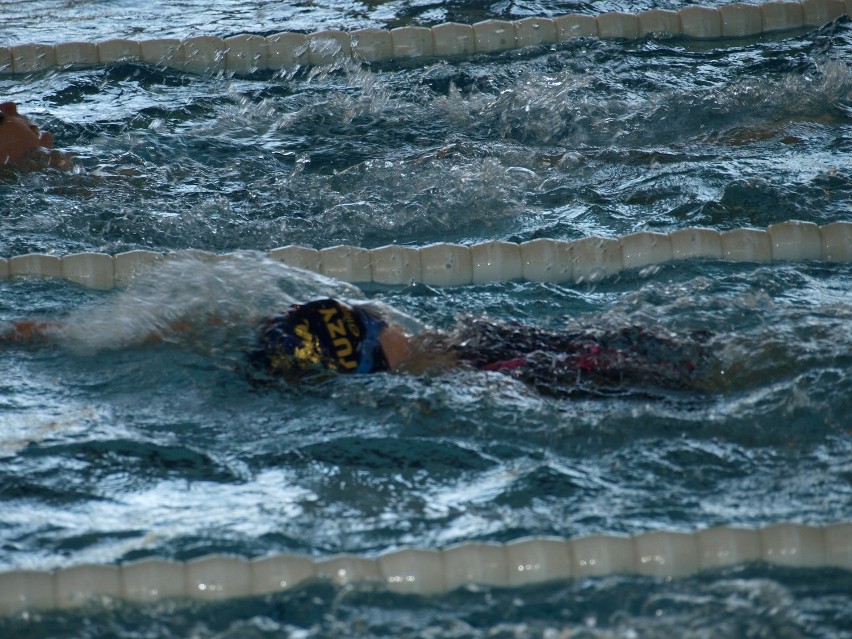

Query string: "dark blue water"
[[1, 2, 851, 637]]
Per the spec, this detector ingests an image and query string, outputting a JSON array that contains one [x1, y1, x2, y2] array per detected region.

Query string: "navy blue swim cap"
[[250, 299, 388, 381]]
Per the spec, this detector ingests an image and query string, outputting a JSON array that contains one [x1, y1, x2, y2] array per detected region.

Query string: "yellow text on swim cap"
[[293, 321, 323, 366], [319, 306, 359, 370]]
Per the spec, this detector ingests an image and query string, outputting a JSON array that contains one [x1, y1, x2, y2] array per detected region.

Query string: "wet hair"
[[247, 298, 388, 383]]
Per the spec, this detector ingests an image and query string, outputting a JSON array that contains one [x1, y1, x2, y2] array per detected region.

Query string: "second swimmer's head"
[[0, 101, 55, 165], [249, 298, 388, 382]]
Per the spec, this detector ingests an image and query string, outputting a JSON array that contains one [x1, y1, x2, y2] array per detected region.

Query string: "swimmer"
[[0, 101, 70, 169], [2, 297, 710, 397]]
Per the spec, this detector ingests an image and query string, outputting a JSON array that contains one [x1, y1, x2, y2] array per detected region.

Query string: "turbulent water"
[[1, 1, 851, 638]]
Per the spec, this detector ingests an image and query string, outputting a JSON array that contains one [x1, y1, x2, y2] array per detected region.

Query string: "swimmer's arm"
[[0, 320, 63, 344], [1, 316, 223, 346], [378, 325, 410, 371], [379, 327, 457, 374]]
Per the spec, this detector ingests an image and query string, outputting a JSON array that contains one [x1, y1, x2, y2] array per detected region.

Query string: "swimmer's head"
[[0, 102, 55, 165], [249, 298, 389, 382]]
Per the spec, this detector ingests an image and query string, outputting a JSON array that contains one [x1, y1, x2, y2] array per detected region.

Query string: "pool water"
[[1, 1, 851, 637]]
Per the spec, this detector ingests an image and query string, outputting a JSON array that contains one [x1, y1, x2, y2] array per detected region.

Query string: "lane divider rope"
[[1, 220, 850, 290], [0, 521, 849, 613], [1, 0, 850, 76]]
